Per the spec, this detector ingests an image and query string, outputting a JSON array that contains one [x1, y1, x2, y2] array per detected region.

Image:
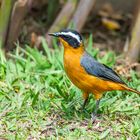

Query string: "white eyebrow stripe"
[[57, 32, 81, 43]]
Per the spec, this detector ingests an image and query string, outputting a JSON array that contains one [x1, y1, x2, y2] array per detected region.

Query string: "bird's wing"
[[80, 52, 125, 84]]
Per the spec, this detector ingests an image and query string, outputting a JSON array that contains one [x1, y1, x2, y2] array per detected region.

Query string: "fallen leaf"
[[101, 18, 120, 30]]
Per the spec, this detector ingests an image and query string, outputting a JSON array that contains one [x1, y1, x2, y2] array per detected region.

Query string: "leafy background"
[[0, 38, 140, 139]]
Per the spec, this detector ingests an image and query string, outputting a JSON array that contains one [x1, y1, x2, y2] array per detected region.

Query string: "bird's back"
[[80, 52, 125, 84]]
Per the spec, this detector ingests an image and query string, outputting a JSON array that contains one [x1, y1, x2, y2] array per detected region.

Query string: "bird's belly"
[[64, 61, 98, 92], [65, 69, 91, 92]]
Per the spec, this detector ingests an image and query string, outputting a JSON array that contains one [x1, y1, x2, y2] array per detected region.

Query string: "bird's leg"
[[82, 98, 88, 110], [82, 92, 89, 110], [91, 99, 100, 123]]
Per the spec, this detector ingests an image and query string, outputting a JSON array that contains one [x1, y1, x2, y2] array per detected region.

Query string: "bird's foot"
[[91, 113, 98, 123]]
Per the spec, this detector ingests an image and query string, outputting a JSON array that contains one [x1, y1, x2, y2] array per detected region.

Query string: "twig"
[[126, 1, 140, 62], [5, 0, 33, 51], [69, 0, 96, 32]]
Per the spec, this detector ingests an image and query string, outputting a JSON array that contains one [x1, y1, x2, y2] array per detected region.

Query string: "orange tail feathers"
[[122, 85, 140, 95]]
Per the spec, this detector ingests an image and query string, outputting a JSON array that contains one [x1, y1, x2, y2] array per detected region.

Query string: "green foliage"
[[0, 37, 140, 139], [0, 0, 14, 48], [47, 0, 60, 26]]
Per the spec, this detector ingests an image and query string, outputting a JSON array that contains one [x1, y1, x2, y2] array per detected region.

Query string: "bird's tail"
[[122, 85, 140, 95]]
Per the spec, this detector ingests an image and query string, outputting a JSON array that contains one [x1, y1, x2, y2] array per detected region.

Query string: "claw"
[[91, 99, 101, 123], [91, 112, 97, 123]]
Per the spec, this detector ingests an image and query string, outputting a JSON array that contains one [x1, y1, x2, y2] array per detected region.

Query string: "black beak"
[[48, 33, 59, 37]]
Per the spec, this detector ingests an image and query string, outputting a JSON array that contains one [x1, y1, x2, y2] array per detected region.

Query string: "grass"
[[0, 37, 140, 140]]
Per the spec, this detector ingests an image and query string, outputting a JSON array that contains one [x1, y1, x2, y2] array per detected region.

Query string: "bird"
[[48, 29, 140, 122]]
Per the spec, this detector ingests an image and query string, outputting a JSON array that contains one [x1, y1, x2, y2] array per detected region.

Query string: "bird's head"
[[48, 29, 84, 49]]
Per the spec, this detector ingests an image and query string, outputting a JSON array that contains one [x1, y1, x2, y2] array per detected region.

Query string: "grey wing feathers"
[[80, 52, 125, 84]]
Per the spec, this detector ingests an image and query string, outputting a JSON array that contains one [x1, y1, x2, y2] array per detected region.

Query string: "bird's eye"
[[64, 36, 69, 39]]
